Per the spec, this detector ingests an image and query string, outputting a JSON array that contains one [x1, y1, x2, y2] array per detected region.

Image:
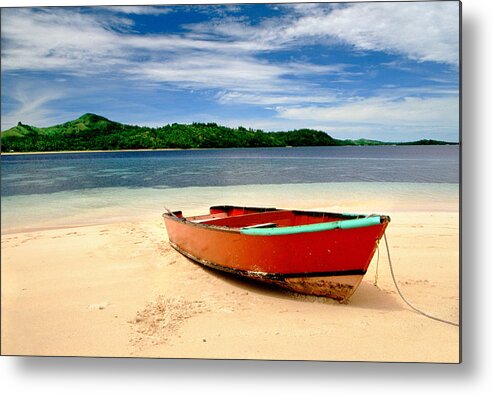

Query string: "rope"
[[373, 240, 380, 287], [383, 233, 459, 327]]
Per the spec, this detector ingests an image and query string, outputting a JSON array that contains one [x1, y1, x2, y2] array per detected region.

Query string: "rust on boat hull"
[[170, 241, 366, 302]]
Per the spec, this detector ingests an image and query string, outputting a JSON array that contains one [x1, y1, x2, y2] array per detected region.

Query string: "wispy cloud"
[[192, 2, 459, 66], [1, 8, 131, 73], [125, 56, 286, 91], [278, 96, 458, 123], [102, 6, 173, 15], [1, 7, 344, 107], [275, 95, 459, 140], [0, 84, 66, 130], [216, 91, 337, 106], [1, 8, 275, 76], [1, 4, 458, 79], [280, 2, 459, 65]]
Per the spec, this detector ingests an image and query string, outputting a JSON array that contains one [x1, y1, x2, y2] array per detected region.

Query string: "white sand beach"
[[1, 193, 459, 362]]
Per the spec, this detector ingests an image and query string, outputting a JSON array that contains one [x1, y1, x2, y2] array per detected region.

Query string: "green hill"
[[0, 113, 458, 152], [2, 122, 44, 139]]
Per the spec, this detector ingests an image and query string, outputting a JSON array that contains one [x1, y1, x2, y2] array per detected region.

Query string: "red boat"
[[163, 205, 390, 302]]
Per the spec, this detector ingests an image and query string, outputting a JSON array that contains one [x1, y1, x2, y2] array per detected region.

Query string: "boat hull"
[[169, 240, 365, 301], [163, 206, 389, 302]]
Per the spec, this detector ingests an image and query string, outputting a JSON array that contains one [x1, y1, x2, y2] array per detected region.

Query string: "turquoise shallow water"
[[1, 146, 459, 232], [1, 182, 458, 233]]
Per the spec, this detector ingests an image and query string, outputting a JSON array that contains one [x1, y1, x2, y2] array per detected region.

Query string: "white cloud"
[[216, 91, 336, 106], [1, 8, 130, 73], [278, 96, 458, 123], [124, 33, 273, 53], [1, 8, 352, 103], [124, 56, 351, 96], [0, 84, 65, 130], [124, 56, 286, 91], [281, 2, 459, 65], [1, 2, 459, 78], [0, 8, 275, 77], [275, 95, 459, 140], [190, 2, 459, 66], [102, 6, 173, 15], [1, 4, 458, 86]]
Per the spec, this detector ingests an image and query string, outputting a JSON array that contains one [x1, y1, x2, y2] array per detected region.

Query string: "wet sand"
[[1, 205, 459, 362]]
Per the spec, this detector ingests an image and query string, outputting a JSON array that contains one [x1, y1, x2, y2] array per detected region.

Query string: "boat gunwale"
[[162, 206, 390, 235]]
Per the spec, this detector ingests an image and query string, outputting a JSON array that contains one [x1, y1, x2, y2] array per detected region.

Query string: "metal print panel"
[[1, 1, 460, 362]]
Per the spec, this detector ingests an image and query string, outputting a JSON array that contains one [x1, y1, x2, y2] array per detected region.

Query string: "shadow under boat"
[[188, 256, 403, 311]]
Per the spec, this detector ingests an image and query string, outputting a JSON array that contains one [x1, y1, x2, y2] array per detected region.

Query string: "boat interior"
[[170, 205, 367, 229]]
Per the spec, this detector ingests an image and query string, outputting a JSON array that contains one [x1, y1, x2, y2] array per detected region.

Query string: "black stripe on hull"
[[169, 241, 367, 281]]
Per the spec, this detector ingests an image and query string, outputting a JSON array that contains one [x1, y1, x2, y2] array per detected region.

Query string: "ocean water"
[[1, 146, 459, 232]]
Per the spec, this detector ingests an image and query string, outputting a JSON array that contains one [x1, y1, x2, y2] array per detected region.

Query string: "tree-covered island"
[[0, 113, 458, 153]]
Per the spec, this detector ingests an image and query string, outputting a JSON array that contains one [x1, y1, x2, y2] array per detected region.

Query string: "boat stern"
[[279, 274, 365, 302]]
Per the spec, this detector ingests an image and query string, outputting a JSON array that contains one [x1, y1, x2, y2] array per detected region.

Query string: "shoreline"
[[0, 148, 189, 156], [0, 146, 304, 156], [1, 209, 459, 361], [0, 144, 459, 156], [1, 208, 457, 236]]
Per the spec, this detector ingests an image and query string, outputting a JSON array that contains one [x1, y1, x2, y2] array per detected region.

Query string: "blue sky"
[[1, 1, 460, 141]]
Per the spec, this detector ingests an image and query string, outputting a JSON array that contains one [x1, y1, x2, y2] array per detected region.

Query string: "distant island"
[[0, 113, 458, 152]]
